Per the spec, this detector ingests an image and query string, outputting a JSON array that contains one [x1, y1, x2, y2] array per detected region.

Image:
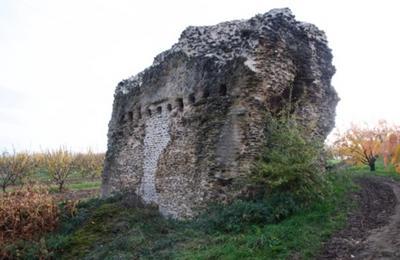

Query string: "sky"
[[1, 0, 399, 152]]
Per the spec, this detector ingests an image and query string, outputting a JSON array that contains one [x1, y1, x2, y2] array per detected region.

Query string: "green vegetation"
[[254, 116, 328, 204], [345, 158, 400, 181], [48, 180, 101, 193], [179, 173, 354, 259], [67, 180, 101, 191], [9, 120, 400, 259], [2, 116, 362, 259], [1, 172, 355, 259]]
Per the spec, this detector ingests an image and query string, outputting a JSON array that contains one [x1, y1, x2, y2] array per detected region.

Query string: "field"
[[28, 170, 101, 201], [0, 168, 102, 202], [0, 149, 104, 201]]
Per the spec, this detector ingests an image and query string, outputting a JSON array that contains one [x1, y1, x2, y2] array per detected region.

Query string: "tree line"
[[0, 148, 104, 192]]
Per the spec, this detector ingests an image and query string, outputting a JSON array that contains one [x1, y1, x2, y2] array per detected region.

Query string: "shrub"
[[194, 192, 300, 233], [195, 200, 273, 233], [0, 185, 59, 247], [254, 116, 329, 204]]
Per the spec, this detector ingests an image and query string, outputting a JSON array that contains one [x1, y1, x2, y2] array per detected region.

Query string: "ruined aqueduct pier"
[[101, 8, 338, 219]]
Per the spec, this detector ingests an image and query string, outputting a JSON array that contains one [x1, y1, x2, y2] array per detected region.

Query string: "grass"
[[48, 180, 101, 192], [3, 169, 101, 195], [67, 180, 101, 190], [344, 159, 400, 181], [177, 173, 354, 259], [3, 171, 356, 259], [4, 155, 400, 259]]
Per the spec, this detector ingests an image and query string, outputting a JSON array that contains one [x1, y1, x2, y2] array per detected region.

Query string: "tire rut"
[[318, 176, 399, 259]]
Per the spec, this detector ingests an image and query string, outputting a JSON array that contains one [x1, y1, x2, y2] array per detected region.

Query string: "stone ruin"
[[101, 8, 339, 219]]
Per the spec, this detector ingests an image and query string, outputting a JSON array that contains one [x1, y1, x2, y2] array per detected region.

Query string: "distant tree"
[[333, 124, 386, 171], [73, 150, 104, 180], [390, 144, 400, 173], [0, 151, 33, 192], [42, 148, 75, 192], [381, 132, 399, 167], [380, 132, 400, 173]]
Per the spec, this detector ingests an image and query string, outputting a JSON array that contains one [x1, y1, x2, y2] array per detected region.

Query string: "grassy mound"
[[2, 172, 355, 259]]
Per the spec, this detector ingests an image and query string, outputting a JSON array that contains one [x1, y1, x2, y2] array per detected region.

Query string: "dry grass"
[[0, 185, 59, 247]]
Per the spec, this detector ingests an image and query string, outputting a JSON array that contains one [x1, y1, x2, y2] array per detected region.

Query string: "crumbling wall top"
[[115, 8, 329, 96]]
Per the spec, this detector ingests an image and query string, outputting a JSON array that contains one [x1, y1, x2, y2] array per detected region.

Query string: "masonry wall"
[[102, 9, 338, 219], [138, 110, 170, 204], [102, 55, 267, 218]]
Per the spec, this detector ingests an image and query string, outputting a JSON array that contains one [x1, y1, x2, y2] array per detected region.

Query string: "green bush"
[[254, 116, 329, 204], [194, 192, 300, 233], [195, 200, 272, 233], [194, 115, 329, 234]]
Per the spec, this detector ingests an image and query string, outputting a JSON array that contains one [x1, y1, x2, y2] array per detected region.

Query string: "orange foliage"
[[378, 121, 400, 173], [334, 121, 400, 172], [333, 124, 381, 170], [0, 185, 59, 247]]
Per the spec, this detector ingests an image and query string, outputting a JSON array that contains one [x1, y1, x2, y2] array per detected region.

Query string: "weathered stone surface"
[[101, 8, 339, 219]]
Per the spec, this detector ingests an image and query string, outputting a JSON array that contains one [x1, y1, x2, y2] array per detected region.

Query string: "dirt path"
[[319, 176, 400, 259]]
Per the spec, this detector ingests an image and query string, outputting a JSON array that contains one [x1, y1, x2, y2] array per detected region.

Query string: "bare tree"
[[0, 151, 32, 192], [42, 148, 75, 192]]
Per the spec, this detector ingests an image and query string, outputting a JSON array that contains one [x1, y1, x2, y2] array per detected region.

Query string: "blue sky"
[[1, 0, 399, 151]]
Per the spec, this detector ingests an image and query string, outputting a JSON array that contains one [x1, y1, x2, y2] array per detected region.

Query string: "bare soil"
[[319, 176, 400, 259]]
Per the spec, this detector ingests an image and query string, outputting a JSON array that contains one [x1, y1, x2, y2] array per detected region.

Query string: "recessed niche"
[[128, 111, 133, 121], [189, 94, 196, 104], [157, 106, 162, 114], [147, 109, 152, 117], [177, 98, 184, 111], [167, 104, 172, 111], [219, 84, 227, 96], [137, 107, 142, 119]]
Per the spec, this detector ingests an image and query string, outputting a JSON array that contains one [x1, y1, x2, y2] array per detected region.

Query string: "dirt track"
[[319, 176, 400, 259]]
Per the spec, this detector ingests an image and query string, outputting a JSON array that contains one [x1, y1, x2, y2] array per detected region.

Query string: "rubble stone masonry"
[[101, 8, 339, 219]]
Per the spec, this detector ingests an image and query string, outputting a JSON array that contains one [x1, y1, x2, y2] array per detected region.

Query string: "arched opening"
[[176, 98, 184, 111], [137, 107, 142, 119], [167, 103, 172, 112], [128, 111, 133, 121], [147, 109, 152, 117], [157, 106, 162, 114], [189, 93, 196, 104], [219, 84, 227, 96]]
